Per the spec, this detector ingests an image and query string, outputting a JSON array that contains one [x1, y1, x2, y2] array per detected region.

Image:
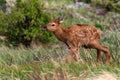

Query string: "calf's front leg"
[[66, 48, 79, 63], [66, 49, 74, 63]]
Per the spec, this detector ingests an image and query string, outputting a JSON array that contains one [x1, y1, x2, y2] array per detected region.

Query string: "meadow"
[[0, 0, 120, 80]]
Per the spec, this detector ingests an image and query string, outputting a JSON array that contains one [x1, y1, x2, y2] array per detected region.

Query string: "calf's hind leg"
[[89, 40, 110, 64], [97, 49, 101, 63]]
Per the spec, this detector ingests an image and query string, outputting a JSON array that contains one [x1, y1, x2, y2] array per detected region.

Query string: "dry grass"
[[0, 0, 120, 80], [90, 71, 117, 80], [0, 44, 120, 80]]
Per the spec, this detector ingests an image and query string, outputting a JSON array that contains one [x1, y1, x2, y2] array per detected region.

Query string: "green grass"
[[41, 0, 73, 9], [0, 44, 119, 80], [42, 0, 120, 30], [0, 0, 120, 80]]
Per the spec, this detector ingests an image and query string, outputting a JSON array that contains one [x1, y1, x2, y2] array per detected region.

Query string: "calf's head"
[[46, 18, 64, 32]]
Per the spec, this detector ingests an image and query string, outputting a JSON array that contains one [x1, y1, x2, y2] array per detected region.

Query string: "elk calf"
[[45, 18, 110, 64]]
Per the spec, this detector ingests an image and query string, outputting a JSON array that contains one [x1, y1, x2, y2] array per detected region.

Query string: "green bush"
[[111, 2, 120, 12], [95, 23, 109, 30], [0, 0, 6, 5], [3, 0, 53, 46], [79, 0, 91, 3], [0, 9, 6, 35], [91, 0, 120, 13], [85, 0, 120, 13]]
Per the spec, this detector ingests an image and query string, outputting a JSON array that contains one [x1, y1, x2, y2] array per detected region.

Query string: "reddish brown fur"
[[46, 18, 110, 64]]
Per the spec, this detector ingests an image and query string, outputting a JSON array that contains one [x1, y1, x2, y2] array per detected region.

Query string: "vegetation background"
[[0, 0, 120, 80]]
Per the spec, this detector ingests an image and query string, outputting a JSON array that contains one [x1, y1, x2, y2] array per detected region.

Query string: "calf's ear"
[[56, 17, 64, 24]]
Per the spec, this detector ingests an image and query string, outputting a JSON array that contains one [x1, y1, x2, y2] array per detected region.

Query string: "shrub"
[[79, 0, 120, 13], [91, 0, 120, 13], [3, 0, 53, 46], [95, 23, 109, 30], [79, 0, 92, 3], [0, 9, 6, 35], [0, 0, 6, 5]]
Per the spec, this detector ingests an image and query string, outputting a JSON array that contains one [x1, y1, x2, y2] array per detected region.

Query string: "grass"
[[42, 0, 120, 30], [41, 0, 73, 9], [0, 0, 120, 80], [0, 43, 119, 80]]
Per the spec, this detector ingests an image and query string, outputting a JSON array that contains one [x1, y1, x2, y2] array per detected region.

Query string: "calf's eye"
[[51, 24, 55, 26]]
